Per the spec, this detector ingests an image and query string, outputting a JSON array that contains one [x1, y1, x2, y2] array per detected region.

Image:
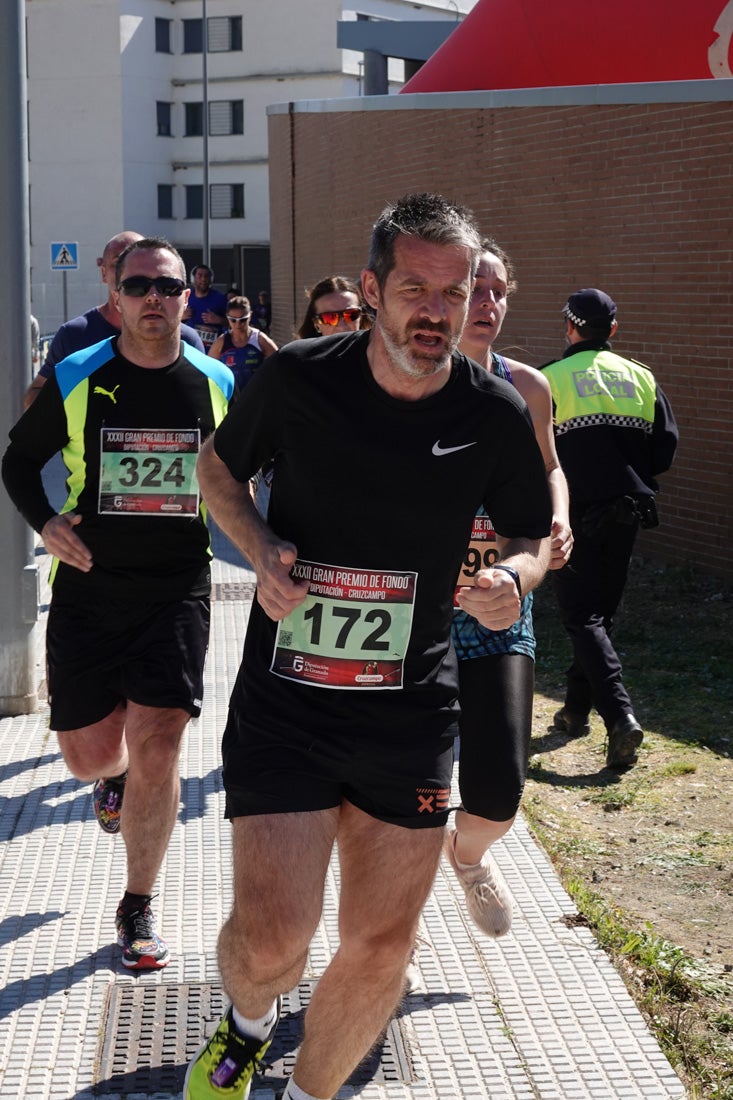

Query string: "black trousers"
[[551, 506, 639, 731]]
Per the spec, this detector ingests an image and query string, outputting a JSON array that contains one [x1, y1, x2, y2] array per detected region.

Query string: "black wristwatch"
[[493, 564, 522, 598]]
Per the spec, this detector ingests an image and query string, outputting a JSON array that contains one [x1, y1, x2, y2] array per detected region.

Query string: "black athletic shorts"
[[46, 593, 210, 731], [222, 703, 456, 830]]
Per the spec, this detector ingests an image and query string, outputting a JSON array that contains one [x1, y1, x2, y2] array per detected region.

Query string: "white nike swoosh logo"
[[432, 440, 477, 456]]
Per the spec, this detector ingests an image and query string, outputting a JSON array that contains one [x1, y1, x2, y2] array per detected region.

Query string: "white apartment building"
[[26, 0, 474, 335]]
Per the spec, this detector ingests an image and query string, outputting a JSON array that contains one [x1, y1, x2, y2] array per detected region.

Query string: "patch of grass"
[[645, 851, 708, 870], [526, 809, 733, 1098], [528, 556, 733, 1097], [543, 829, 608, 862], [662, 761, 698, 777], [712, 1013, 733, 1035], [583, 772, 651, 810], [587, 785, 639, 811]]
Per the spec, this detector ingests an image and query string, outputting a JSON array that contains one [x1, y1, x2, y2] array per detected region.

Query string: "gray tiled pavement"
[[0, 534, 687, 1099]]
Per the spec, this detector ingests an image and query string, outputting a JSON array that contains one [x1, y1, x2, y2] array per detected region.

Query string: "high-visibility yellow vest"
[[544, 349, 657, 437]]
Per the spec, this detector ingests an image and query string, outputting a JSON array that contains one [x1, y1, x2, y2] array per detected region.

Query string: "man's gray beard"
[[380, 322, 454, 379]]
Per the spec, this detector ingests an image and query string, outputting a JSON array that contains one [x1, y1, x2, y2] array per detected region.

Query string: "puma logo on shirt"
[[94, 384, 121, 404]]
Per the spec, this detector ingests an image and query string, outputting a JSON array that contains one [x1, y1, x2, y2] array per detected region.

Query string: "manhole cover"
[[267, 982, 417, 1086], [95, 981, 418, 1095], [211, 581, 257, 602], [95, 981, 225, 1095]]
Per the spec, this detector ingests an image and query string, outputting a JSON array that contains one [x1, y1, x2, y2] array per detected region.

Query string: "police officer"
[[543, 289, 678, 768]]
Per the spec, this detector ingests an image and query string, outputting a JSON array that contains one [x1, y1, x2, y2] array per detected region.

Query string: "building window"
[[155, 18, 172, 53], [158, 185, 174, 220], [156, 102, 173, 137], [183, 19, 202, 53], [211, 183, 244, 219], [185, 185, 203, 219], [185, 101, 243, 137], [185, 184, 244, 220], [183, 16, 242, 54], [208, 16, 242, 52], [184, 102, 204, 137], [209, 100, 244, 136]]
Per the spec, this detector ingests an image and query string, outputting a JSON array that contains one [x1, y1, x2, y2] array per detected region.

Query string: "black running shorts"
[[222, 703, 455, 830], [46, 594, 210, 731]]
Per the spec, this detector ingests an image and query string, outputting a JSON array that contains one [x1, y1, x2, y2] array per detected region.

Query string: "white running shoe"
[[444, 828, 513, 938]]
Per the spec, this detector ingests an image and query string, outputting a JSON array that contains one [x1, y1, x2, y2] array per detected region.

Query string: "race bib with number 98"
[[454, 514, 499, 604]]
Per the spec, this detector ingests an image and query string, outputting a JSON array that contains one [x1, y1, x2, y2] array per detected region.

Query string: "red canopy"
[[401, 0, 733, 93]]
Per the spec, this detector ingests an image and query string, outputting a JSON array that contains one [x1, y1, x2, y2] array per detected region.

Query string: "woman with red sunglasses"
[[296, 275, 370, 339]]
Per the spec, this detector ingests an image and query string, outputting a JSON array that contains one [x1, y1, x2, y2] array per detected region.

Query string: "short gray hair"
[[367, 192, 482, 291]]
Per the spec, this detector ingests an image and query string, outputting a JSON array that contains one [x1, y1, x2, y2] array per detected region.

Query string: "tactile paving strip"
[[0, 540, 687, 1099], [211, 581, 257, 602]]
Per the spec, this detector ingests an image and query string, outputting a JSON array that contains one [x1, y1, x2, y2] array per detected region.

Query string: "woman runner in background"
[[444, 239, 573, 939], [296, 275, 369, 339], [209, 296, 277, 390]]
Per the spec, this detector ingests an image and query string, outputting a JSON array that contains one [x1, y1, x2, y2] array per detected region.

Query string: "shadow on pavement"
[[178, 768, 223, 823], [0, 945, 118, 1022], [0, 910, 67, 952]]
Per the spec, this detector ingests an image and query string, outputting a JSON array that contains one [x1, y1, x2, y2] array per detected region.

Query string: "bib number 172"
[[303, 602, 392, 653]]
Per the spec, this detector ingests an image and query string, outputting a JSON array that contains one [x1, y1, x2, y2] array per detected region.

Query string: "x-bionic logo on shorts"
[[416, 786, 451, 814]]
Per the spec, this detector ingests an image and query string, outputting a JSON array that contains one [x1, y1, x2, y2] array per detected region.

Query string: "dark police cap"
[[562, 288, 617, 328]]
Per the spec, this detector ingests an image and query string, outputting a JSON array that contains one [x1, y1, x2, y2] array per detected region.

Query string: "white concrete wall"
[[26, 0, 476, 332], [119, 2, 179, 240], [27, 0, 126, 334]]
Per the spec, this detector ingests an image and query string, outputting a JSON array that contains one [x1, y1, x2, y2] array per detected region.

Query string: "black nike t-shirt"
[[213, 330, 552, 732]]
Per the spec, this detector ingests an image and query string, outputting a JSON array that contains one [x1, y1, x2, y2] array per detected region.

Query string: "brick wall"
[[268, 97, 733, 579]]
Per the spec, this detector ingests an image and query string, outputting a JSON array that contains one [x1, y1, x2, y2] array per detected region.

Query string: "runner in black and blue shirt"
[[3, 238, 233, 974]]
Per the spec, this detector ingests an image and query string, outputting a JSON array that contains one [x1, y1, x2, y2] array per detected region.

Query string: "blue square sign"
[[51, 242, 79, 271]]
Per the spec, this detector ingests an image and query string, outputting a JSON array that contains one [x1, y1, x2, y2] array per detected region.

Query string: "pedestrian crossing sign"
[[51, 242, 79, 270]]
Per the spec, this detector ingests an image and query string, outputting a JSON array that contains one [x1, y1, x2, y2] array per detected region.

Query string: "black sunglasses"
[[118, 275, 187, 298]]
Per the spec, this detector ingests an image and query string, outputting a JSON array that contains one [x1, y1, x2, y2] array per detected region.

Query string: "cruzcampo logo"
[[93, 384, 121, 404], [573, 370, 636, 400]]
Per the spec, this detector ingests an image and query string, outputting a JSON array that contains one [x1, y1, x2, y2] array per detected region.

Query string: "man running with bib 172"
[[186, 193, 552, 1100]]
